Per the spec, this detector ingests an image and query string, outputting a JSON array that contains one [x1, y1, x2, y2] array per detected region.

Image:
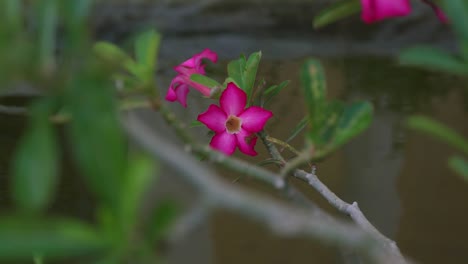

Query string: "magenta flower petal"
[[236, 130, 258, 156], [239, 106, 273, 133], [198, 105, 227, 133], [165, 76, 190, 107], [179, 48, 218, 73], [210, 131, 236, 155], [220, 83, 246, 116], [361, 0, 411, 23]]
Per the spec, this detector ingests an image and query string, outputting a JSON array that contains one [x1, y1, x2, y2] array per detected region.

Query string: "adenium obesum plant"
[[361, 0, 447, 23], [165, 48, 218, 107], [197, 83, 273, 156]]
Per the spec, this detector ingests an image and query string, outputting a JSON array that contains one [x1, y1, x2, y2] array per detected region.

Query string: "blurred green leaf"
[[285, 117, 309, 144], [449, 156, 468, 179], [190, 120, 204, 127], [12, 99, 59, 213], [330, 101, 373, 148], [313, 0, 361, 28], [66, 65, 127, 211], [301, 59, 327, 140], [407, 115, 468, 155], [399, 46, 468, 75], [3, 0, 22, 31], [93, 42, 134, 66], [190, 74, 222, 89], [0, 216, 107, 260], [120, 155, 156, 232], [316, 99, 345, 145], [60, 0, 92, 52], [263, 80, 289, 106], [443, 0, 468, 42], [147, 201, 178, 243], [135, 30, 161, 73], [36, 0, 58, 75]]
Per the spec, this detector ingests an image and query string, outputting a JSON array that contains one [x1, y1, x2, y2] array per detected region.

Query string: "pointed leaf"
[[330, 101, 373, 148], [407, 115, 468, 155], [93, 42, 133, 66], [135, 29, 161, 70], [313, 0, 361, 28], [301, 59, 327, 135], [190, 74, 221, 89], [263, 80, 290, 106], [442, 0, 468, 42], [449, 156, 468, 180], [120, 155, 156, 232], [66, 67, 127, 211], [285, 117, 309, 144], [227, 57, 246, 88], [399, 46, 468, 75], [12, 99, 59, 213], [244, 51, 262, 100], [0, 217, 107, 260]]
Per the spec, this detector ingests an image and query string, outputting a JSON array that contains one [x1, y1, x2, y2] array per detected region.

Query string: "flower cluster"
[[166, 50, 273, 156], [165, 49, 218, 107], [361, 0, 447, 23]]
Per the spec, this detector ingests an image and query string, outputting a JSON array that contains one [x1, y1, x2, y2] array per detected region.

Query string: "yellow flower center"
[[225, 115, 242, 134]]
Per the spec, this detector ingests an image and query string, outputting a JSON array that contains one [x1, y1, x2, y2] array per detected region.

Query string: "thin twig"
[[123, 113, 406, 264]]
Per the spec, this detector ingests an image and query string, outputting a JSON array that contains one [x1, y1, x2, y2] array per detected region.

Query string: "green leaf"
[[399, 46, 468, 75], [313, 0, 361, 28], [244, 51, 262, 100], [0, 217, 107, 260], [147, 201, 178, 243], [263, 80, 290, 106], [93, 42, 134, 67], [285, 117, 309, 144], [12, 99, 59, 213], [190, 74, 221, 89], [449, 156, 468, 180], [36, 0, 58, 74], [301, 59, 327, 135], [135, 29, 161, 72], [190, 120, 204, 127], [227, 56, 246, 88], [66, 66, 127, 211], [316, 99, 345, 145], [3, 0, 22, 31], [120, 155, 156, 232], [330, 101, 373, 148], [443, 0, 468, 42], [407, 115, 468, 155]]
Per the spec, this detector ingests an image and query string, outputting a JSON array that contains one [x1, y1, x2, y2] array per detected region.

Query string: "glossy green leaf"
[[301, 59, 327, 134], [12, 99, 59, 213], [227, 56, 246, 88], [330, 101, 373, 148], [135, 29, 161, 72], [0, 217, 107, 260], [190, 74, 222, 89], [449, 156, 468, 180], [443, 0, 468, 42], [120, 155, 156, 232], [399, 46, 468, 75], [407, 115, 468, 155], [66, 66, 127, 211], [313, 0, 361, 28], [244, 51, 262, 100]]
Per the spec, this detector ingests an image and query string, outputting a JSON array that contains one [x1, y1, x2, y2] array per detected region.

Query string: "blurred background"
[[1, 0, 467, 263]]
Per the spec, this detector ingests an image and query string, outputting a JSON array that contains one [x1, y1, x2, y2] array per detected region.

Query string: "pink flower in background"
[[361, 0, 447, 23], [197, 83, 273, 156], [165, 49, 218, 107]]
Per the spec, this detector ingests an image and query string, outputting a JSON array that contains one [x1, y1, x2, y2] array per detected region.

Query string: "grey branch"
[[123, 113, 408, 264]]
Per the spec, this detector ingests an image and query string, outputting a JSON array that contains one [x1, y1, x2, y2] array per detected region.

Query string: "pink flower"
[[197, 83, 273, 156], [361, 0, 447, 23], [165, 49, 218, 107]]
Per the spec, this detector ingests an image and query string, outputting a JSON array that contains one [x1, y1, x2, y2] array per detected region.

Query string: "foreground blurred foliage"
[[1, 0, 175, 262]]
